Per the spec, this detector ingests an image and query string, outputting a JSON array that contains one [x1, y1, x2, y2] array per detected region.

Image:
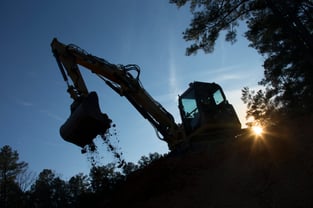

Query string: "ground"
[[104, 118, 313, 207]]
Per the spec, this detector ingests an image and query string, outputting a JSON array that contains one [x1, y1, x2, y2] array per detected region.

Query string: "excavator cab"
[[60, 92, 112, 148], [178, 82, 241, 138]]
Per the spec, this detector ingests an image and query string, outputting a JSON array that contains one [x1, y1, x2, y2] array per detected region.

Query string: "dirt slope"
[[105, 123, 313, 208]]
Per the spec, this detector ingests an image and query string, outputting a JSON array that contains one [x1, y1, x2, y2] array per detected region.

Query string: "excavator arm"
[[51, 38, 183, 150]]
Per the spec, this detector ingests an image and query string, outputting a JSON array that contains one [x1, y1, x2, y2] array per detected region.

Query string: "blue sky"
[[0, 0, 264, 179]]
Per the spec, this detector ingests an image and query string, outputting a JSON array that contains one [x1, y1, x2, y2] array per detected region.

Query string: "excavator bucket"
[[60, 92, 112, 148]]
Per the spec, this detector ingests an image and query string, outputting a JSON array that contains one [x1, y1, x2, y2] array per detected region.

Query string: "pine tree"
[[0, 145, 28, 208], [170, 0, 313, 119]]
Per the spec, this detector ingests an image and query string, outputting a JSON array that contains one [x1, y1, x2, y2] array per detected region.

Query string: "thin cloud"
[[39, 109, 64, 122], [179, 64, 243, 83], [200, 65, 242, 76], [13, 96, 64, 122], [215, 74, 242, 82], [167, 34, 183, 103], [154, 91, 178, 104], [20, 101, 33, 107], [15, 98, 33, 107]]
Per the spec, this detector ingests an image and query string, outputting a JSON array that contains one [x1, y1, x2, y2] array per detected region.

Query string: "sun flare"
[[252, 125, 263, 136]]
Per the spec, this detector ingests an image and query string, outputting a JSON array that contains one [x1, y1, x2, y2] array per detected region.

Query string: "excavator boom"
[[51, 38, 183, 150]]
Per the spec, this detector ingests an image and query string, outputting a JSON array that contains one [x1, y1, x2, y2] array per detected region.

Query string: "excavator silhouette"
[[51, 38, 241, 151]]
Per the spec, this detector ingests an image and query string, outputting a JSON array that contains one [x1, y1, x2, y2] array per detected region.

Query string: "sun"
[[252, 125, 263, 136]]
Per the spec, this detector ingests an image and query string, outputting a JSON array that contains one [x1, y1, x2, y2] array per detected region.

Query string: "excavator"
[[51, 38, 241, 151]]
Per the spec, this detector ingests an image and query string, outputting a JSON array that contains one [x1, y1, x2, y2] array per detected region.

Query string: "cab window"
[[181, 97, 198, 118], [180, 89, 200, 131], [213, 89, 224, 105]]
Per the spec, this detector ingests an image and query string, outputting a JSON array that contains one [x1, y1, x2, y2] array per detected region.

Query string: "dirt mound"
[[104, 123, 313, 208]]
